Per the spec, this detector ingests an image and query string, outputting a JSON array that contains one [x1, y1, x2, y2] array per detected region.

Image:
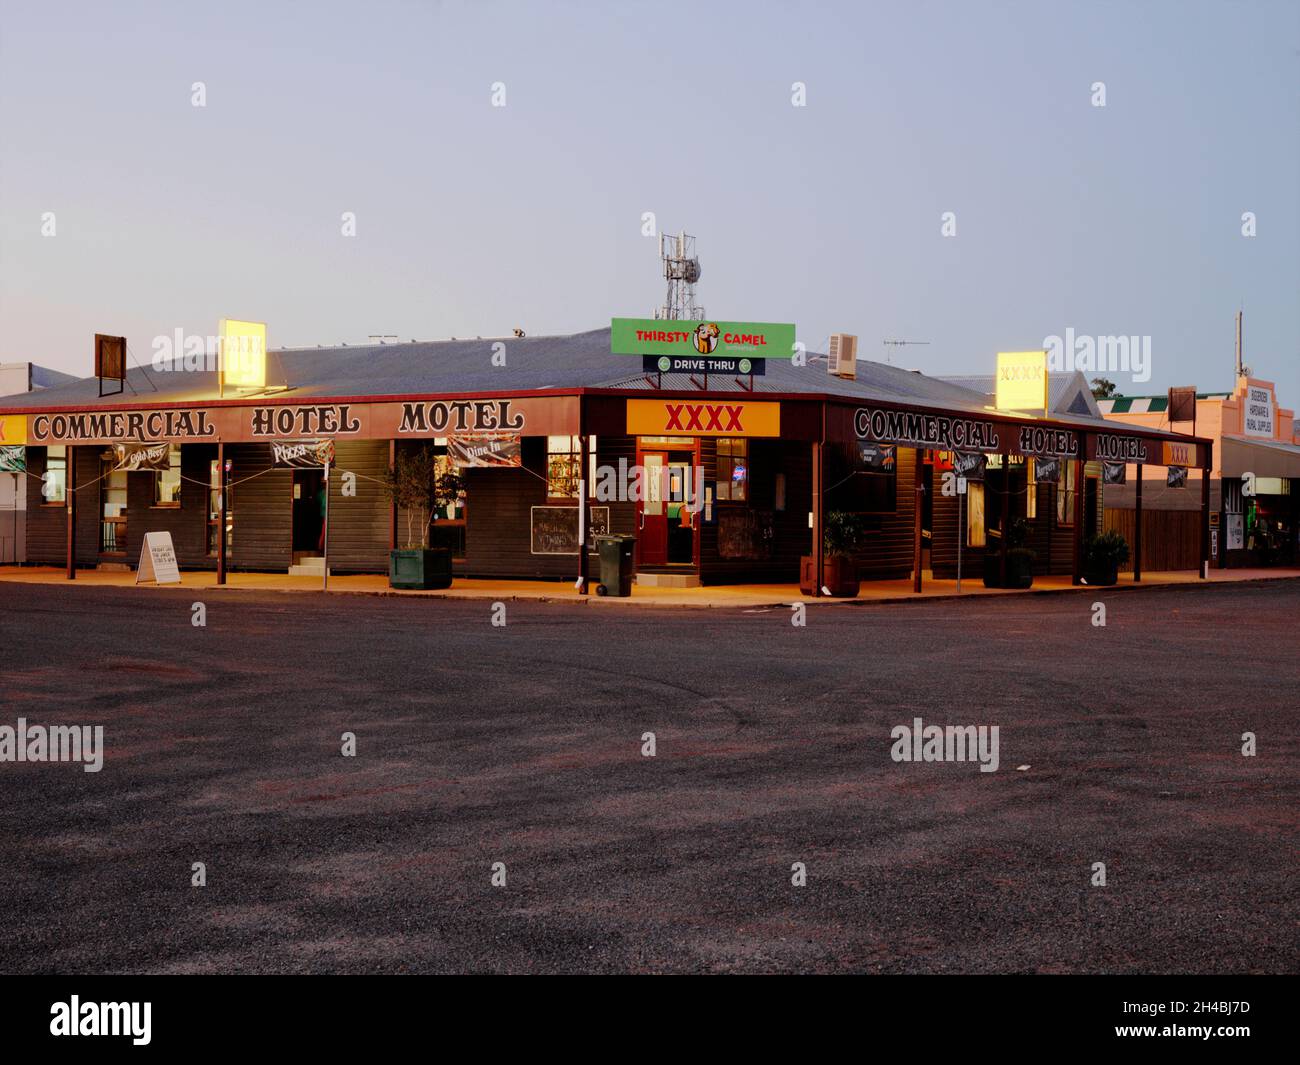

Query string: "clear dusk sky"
[[1, 0, 1296, 398]]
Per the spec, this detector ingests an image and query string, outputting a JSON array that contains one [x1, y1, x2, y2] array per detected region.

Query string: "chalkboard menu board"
[[717, 508, 774, 560], [530, 506, 610, 555]]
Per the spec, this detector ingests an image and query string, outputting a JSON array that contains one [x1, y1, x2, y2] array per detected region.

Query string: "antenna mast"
[[1234, 310, 1245, 380], [882, 338, 930, 365], [654, 230, 704, 320]]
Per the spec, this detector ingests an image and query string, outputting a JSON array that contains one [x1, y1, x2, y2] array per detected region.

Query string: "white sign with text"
[[136, 531, 181, 584], [1243, 385, 1274, 438]]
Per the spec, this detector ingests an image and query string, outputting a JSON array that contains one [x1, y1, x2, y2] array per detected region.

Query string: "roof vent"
[[827, 333, 858, 379]]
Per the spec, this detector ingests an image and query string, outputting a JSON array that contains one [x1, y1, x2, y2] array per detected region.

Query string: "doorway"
[[635, 441, 697, 567], [292, 469, 325, 554], [1084, 475, 1099, 537], [100, 460, 128, 555]]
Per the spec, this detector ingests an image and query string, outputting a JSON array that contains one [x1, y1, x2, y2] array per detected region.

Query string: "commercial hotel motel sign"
[[24, 397, 580, 444]]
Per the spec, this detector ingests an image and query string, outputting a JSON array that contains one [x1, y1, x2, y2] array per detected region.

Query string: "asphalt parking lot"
[[0, 580, 1296, 973]]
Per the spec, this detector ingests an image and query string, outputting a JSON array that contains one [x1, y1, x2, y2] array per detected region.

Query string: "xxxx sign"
[[626, 399, 780, 437]]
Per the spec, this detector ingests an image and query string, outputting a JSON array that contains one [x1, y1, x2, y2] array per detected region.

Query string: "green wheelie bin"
[[595, 534, 636, 597]]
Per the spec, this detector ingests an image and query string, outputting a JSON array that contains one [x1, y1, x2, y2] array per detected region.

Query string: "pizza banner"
[[271, 439, 336, 468]]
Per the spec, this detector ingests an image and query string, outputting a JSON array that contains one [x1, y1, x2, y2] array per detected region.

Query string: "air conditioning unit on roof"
[[828, 333, 858, 379]]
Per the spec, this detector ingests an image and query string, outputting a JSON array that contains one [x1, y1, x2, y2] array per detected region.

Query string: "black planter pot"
[[983, 552, 1034, 589], [389, 548, 453, 590], [1084, 562, 1119, 586]]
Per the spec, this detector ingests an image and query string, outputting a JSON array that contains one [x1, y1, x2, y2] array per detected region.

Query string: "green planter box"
[[389, 548, 452, 590]]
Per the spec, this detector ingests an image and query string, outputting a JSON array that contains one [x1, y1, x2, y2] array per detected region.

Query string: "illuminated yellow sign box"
[[626, 399, 780, 437], [220, 319, 266, 389], [995, 351, 1048, 412], [0, 414, 28, 445]]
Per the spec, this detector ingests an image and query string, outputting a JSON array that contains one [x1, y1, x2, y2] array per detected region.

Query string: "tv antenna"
[[654, 230, 704, 320], [882, 338, 930, 365], [367, 335, 398, 345]]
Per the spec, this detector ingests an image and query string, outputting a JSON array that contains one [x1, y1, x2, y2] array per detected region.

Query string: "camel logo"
[[693, 322, 720, 354]]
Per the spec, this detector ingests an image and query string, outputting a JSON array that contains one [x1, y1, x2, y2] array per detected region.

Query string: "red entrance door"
[[637, 451, 668, 565]]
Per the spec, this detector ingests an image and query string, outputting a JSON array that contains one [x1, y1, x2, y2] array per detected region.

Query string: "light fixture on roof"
[[513, 328, 526, 338]]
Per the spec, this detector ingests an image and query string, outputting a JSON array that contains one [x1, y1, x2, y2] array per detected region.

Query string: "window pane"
[[44, 447, 67, 502], [967, 483, 986, 547], [156, 445, 182, 504], [546, 436, 580, 497], [716, 438, 747, 501]]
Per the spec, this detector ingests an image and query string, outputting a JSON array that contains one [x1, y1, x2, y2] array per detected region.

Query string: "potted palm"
[[984, 518, 1036, 589], [383, 444, 454, 589], [1083, 529, 1130, 586], [801, 510, 865, 597]]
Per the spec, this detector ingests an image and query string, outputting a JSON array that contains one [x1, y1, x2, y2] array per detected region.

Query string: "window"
[[1057, 461, 1077, 526], [966, 482, 986, 547], [546, 436, 595, 498], [1224, 478, 1243, 515], [715, 438, 748, 501], [43, 446, 67, 503], [101, 461, 128, 553], [206, 459, 232, 556], [836, 443, 897, 513], [1026, 460, 1037, 519], [154, 445, 182, 506]]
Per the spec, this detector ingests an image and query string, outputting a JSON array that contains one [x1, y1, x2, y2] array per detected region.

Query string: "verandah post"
[[1072, 458, 1085, 585], [1133, 462, 1142, 582], [912, 449, 923, 593], [65, 446, 76, 580], [217, 442, 227, 585], [1200, 443, 1212, 579]]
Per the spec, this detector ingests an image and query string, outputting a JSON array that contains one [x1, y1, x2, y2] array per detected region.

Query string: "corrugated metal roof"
[[0, 327, 996, 412]]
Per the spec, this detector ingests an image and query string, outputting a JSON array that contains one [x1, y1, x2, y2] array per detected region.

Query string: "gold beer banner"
[[20, 396, 580, 445]]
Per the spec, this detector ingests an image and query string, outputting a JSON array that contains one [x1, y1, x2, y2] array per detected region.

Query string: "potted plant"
[[382, 444, 454, 589], [801, 511, 865, 597], [1083, 529, 1130, 586], [983, 518, 1036, 589]]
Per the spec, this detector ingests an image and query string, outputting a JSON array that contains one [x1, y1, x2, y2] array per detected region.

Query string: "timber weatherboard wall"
[[227, 444, 293, 572], [837, 444, 917, 582], [325, 439, 390, 573], [699, 438, 813, 584], [111, 444, 216, 569]]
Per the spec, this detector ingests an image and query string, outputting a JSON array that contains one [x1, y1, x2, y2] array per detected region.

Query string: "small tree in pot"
[[800, 510, 865, 597], [382, 444, 454, 589], [1083, 529, 1130, 586]]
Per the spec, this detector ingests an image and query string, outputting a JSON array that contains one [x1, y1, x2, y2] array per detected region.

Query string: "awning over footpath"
[[1221, 435, 1300, 479]]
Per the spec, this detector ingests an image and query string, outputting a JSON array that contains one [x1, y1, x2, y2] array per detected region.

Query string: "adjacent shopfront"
[[1100, 377, 1297, 570]]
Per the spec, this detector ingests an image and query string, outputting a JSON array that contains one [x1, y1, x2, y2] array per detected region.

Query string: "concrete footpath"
[[2, 564, 1298, 609]]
